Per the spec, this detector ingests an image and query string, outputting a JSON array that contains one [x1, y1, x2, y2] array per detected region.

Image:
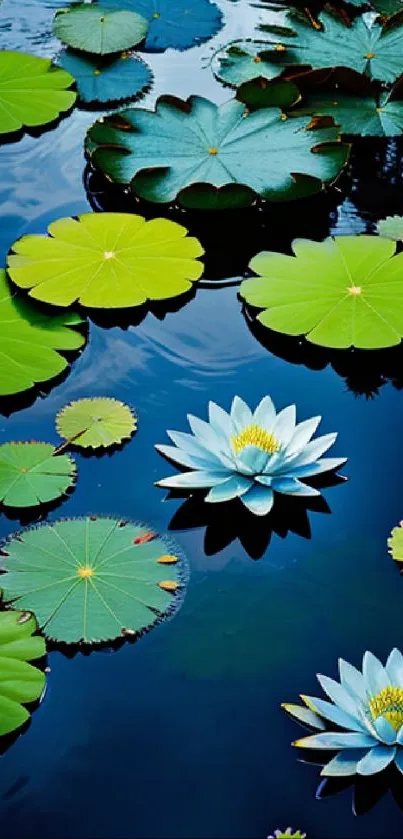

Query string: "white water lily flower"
[[283, 649, 403, 776], [155, 396, 345, 516]]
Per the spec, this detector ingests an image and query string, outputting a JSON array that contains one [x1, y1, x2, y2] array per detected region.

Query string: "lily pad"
[[388, 521, 403, 560], [0, 51, 76, 135], [0, 443, 76, 509], [377, 215, 403, 240], [56, 397, 137, 449], [0, 518, 188, 644], [58, 50, 152, 105], [302, 90, 403, 136], [0, 270, 85, 398], [372, 0, 403, 15], [241, 236, 403, 349], [86, 95, 348, 208], [213, 41, 290, 87], [236, 78, 301, 110], [7, 213, 204, 309], [97, 0, 223, 51], [53, 5, 149, 55], [0, 610, 46, 737]]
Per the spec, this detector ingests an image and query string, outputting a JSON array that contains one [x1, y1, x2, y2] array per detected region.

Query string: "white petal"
[[317, 674, 361, 717], [321, 749, 369, 777], [286, 433, 338, 468], [156, 470, 231, 489], [386, 648, 403, 687], [231, 396, 252, 432], [302, 695, 367, 732], [287, 416, 321, 457], [289, 457, 347, 478], [357, 746, 396, 775], [252, 395, 276, 431], [241, 485, 274, 516], [205, 475, 252, 503], [372, 716, 397, 745], [187, 414, 226, 452], [339, 659, 367, 702], [155, 444, 220, 471], [236, 446, 269, 476], [363, 651, 390, 696], [272, 404, 296, 447], [208, 401, 233, 440], [271, 477, 320, 497]]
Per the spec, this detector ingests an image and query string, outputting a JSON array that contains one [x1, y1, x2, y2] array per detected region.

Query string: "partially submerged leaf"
[[0, 610, 46, 737], [56, 397, 137, 449], [237, 78, 301, 110], [7, 213, 204, 308], [86, 95, 348, 207], [58, 50, 152, 105], [241, 236, 403, 349], [0, 518, 188, 643], [53, 5, 149, 54], [97, 0, 223, 51], [388, 521, 403, 560], [0, 442, 75, 508], [0, 51, 76, 135], [377, 215, 403, 240], [0, 270, 85, 397]]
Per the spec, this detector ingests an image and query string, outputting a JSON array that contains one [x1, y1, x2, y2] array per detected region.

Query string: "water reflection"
[[316, 765, 403, 815]]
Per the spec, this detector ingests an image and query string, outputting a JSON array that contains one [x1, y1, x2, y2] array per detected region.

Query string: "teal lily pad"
[[53, 4, 149, 55], [213, 41, 290, 87], [302, 90, 403, 136], [97, 0, 223, 51], [58, 49, 152, 104]]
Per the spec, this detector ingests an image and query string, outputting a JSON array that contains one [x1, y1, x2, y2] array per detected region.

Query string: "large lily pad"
[[56, 397, 137, 449], [53, 5, 149, 55], [0, 51, 76, 135], [0, 518, 188, 644], [0, 610, 46, 737], [0, 270, 85, 398], [86, 95, 348, 208], [241, 236, 403, 349], [7, 213, 204, 309], [97, 0, 223, 51], [58, 50, 152, 105], [302, 90, 403, 136], [213, 41, 290, 87], [0, 443, 76, 509]]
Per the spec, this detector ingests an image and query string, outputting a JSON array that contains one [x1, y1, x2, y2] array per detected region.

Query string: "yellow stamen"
[[369, 686, 403, 731], [366, 52, 375, 59], [348, 286, 362, 295], [208, 147, 218, 155], [158, 580, 178, 591], [158, 554, 178, 564], [78, 567, 94, 578], [231, 424, 280, 456]]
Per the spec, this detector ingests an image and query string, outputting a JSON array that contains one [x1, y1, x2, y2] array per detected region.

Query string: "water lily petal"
[[156, 470, 231, 489], [237, 445, 269, 475], [205, 475, 252, 503], [396, 725, 403, 745], [271, 477, 320, 497], [373, 716, 397, 745], [167, 430, 234, 469], [339, 659, 368, 702], [253, 395, 276, 431], [317, 674, 361, 717], [357, 745, 396, 775], [241, 485, 274, 516], [208, 401, 233, 441], [231, 396, 252, 432], [294, 732, 377, 750], [386, 648, 403, 687], [363, 651, 390, 696], [188, 414, 227, 453], [286, 433, 338, 468], [272, 404, 296, 447], [287, 416, 321, 457], [321, 749, 369, 776], [155, 444, 223, 471], [302, 695, 368, 732], [289, 457, 347, 478], [255, 475, 272, 486], [281, 703, 325, 730], [394, 748, 403, 773]]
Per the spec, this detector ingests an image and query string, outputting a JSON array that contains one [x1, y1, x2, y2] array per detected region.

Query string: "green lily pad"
[[236, 78, 301, 110], [0, 270, 85, 398], [213, 41, 290, 87], [377, 215, 403, 240], [97, 0, 223, 51], [302, 90, 403, 136], [0, 443, 76, 509], [58, 49, 152, 105], [388, 521, 403, 560], [0, 518, 188, 644], [7, 213, 204, 309], [0, 51, 76, 135], [0, 610, 46, 737], [56, 397, 137, 449], [372, 0, 403, 16], [86, 95, 348, 208], [53, 4, 149, 55], [241, 236, 403, 349]]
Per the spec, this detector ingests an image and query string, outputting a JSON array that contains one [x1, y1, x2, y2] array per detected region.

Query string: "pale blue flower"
[[283, 650, 403, 776], [155, 396, 346, 516]]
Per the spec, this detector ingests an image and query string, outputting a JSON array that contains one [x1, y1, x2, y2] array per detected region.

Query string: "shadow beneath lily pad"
[[315, 763, 403, 815]]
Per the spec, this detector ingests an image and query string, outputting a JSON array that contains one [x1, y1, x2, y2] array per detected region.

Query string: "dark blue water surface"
[[1, 1, 403, 836]]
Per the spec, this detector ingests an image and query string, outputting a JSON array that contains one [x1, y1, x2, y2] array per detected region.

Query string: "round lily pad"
[[53, 5, 149, 55], [377, 215, 403, 240], [241, 236, 403, 349], [97, 0, 223, 51], [0, 442, 76, 509], [388, 521, 403, 561], [0, 51, 76, 136], [0, 518, 188, 644], [58, 50, 152, 105], [0, 270, 86, 398], [0, 610, 46, 737], [213, 41, 290, 87], [56, 397, 137, 449], [7, 213, 204, 309]]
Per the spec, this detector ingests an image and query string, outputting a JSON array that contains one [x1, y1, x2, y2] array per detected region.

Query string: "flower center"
[[348, 285, 362, 295], [369, 685, 403, 731], [78, 567, 94, 579], [231, 424, 280, 456]]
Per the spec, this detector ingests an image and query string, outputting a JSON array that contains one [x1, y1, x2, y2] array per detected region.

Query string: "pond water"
[[1, 1, 403, 837]]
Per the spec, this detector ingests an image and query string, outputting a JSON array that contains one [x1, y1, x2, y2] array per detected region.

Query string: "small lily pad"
[[0, 442, 76, 509], [56, 397, 137, 449], [0, 51, 76, 136], [213, 41, 289, 87], [53, 5, 149, 55], [377, 215, 403, 240], [58, 50, 152, 105], [388, 521, 403, 560], [0, 610, 46, 737], [0, 518, 188, 644], [97, 0, 223, 51]]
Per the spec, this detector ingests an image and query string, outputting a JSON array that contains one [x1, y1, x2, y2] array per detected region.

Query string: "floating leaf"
[[7, 213, 204, 309], [0, 610, 46, 737], [388, 521, 403, 560], [58, 49, 152, 105], [86, 95, 348, 208], [377, 215, 403, 240], [0, 270, 85, 398], [97, 0, 223, 51], [0, 51, 76, 135], [53, 5, 149, 55], [241, 236, 403, 349], [56, 397, 137, 449], [237, 78, 301, 110], [213, 41, 290, 87], [372, 0, 403, 16], [0, 443, 76, 509], [302, 90, 403, 136], [0, 518, 187, 644]]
